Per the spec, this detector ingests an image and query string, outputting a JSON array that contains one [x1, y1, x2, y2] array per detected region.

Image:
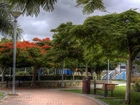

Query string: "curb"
[[0, 91, 8, 103], [78, 94, 108, 105]]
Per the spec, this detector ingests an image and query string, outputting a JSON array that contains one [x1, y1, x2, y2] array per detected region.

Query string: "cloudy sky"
[[16, 0, 140, 41]]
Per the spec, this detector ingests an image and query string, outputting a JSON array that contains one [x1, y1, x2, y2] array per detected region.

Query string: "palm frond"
[[76, 0, 106, 14], [5, 0, 57, 17], [0, 1, 23, 39]]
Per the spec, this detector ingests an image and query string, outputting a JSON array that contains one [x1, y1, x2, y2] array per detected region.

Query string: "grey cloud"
[[17, 0, 140, 41], [103, 0, 140, 13]]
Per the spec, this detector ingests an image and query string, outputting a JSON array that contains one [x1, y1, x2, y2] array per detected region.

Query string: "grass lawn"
[[0, 92, 3, 98], [62, 86, 140, 105]]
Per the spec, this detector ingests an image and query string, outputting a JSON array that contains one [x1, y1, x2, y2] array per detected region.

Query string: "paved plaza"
[[0, 88, 105, 105]]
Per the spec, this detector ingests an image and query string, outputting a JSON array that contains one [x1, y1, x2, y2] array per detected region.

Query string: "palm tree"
[[4, 0, 105, 17], [0, 1, 23, 40], [0, 2, 12, 35], [4, 0, 57, 17]]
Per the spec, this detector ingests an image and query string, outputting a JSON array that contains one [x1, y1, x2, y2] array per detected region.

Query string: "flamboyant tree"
[[70, 9, 140, 104], [50, 22, 84, 81], [17, 37, 51, 86], [0, 37, 51, 86], [0, 40, 13, 81]]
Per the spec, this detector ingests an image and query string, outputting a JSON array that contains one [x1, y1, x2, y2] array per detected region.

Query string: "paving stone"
[[0, 88, 99, 105]]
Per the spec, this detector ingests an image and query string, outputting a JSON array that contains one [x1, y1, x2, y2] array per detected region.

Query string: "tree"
[[0, 2, 23, 40], [70, 9, 140, 104], [3, 0, 105, 17], [19, 38, 51, 87], [51, 21, 85, 79], [69, 24, 95, 78], [0, 2, 14, 37], [0, 37, 51, 86], [50, 22, 75, 86]]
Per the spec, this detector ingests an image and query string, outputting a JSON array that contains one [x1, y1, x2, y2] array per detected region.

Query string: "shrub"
[[16, 71, 30, 76], [131, 77, 139, 83], [132, 79, 140, 92]]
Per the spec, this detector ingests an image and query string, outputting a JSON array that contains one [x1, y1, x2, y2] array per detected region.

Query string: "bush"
[[132, 79, 140, 92], [16, 71, 30, 76], [131, 77, 139, 83]]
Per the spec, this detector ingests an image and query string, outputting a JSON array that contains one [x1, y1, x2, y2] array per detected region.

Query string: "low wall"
[[0, 82, 7, 88], [5, 80, 95, 88]]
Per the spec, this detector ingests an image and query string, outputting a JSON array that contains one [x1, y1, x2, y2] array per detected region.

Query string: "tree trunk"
[[1, 67, 6, 82], [90, 69, 94, 80], [61, 61, 65, 87], [2, 70, 4, 82], [55, 68, 59, 75], [125, 58, 132, 104], [85, 63, 88, 77], [31, 64, 39, 87], [72, 71, 75, 80], [97, 74, 99, 80], [97, 73, 101, 80]]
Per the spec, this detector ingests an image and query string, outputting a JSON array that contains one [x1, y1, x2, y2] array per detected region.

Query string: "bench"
[[94, 82, 118, 97]]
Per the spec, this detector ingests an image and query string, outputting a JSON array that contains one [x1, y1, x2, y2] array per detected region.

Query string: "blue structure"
[[115, 71, 126, 81], [59, 69, 72, 75], [101, 70, 126, 81], [101, 70, 115, 79], [101, 61, 138, 81], [39, 69, 43, 74]]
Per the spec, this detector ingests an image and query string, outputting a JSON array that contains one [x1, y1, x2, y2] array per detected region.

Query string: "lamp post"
[[107, 59, 110, 83], [61, 60, 64, 87], [10, 11, 21, 94]]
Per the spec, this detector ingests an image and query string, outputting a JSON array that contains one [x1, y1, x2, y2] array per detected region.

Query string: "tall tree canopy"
[[50, 22, 84, 79], [70, 9, 140, 104]]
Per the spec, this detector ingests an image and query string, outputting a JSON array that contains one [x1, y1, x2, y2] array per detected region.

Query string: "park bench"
[[93, 82, 118, 97]]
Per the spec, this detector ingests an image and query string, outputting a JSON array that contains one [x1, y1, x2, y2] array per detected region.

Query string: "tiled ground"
[[0, 88, 99, 105]]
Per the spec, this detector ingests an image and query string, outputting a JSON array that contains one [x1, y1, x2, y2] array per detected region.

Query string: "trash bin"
[[82, 77, 90, 94]]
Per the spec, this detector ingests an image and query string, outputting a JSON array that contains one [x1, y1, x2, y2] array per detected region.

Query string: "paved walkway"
[[0, 88, 106, 105]]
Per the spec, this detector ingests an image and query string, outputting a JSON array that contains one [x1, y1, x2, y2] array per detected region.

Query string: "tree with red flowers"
[[0, 37, 51, 86], [16, 38, 51, 86]]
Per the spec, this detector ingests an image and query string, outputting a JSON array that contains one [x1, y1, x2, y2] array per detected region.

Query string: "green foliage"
[[69, 10, 140, 103], [16, 71, 30, 76], [0, 2, 23, 39], [50, 22, 84, 71], [3, 0, 105, 17], [70, 9, 140, 63], [76, 0, 105, 14], [4, 0, 57, 17], [132, 79, 140, 92]]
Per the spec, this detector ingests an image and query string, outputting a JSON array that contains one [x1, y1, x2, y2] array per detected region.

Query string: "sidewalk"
[[0, 88, 107, 105]]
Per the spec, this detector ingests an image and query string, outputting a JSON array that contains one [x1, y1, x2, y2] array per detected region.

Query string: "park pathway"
[[0, 88, 101, 105]]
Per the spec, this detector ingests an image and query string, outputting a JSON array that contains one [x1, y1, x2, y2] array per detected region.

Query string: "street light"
[[107, 59, 110, 83], [10, 11, 21, 94]]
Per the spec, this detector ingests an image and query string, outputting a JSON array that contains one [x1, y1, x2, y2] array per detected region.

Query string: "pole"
[[61, 61, 64, 87], [12, 18, 17, 94], [108, 59, 109, 83], [120, 62, 121, 73]]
